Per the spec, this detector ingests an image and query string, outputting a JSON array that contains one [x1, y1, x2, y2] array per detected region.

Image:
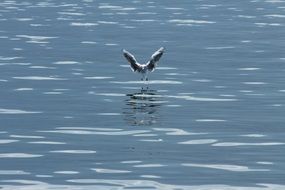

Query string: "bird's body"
[[123, 47, 164, 81]]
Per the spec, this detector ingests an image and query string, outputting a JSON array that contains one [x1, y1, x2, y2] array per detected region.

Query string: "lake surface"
[[0, 0, 285, 189]]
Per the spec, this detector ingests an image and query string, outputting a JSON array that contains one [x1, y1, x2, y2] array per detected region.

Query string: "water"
[[0, 0, 285, 189]]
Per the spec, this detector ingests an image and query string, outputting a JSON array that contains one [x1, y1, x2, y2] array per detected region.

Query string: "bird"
[[123, 47, 165, 81]]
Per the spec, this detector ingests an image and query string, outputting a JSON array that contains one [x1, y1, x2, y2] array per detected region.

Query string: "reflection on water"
[[123, 89, 162, 126]]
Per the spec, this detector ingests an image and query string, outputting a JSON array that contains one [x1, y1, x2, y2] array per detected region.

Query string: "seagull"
[[123, 47, 164, 81]]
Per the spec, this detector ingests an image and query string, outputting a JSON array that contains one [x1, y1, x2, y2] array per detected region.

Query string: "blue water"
[[1, 0, 285, 189]]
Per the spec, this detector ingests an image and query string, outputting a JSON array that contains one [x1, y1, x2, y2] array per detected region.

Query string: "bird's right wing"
[[123, 49, 141, 72], [146, 47, 164, 72]]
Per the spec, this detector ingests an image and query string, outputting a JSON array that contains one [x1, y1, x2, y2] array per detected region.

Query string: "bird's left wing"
[[146, 47, 164, 72], [123, 49, 141, 72]]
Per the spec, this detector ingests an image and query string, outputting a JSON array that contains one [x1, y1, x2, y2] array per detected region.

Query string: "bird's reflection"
[[123, 89, 162, 126]]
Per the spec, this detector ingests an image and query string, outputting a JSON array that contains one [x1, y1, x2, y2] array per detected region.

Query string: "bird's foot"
[[146, 78, 149, 90]]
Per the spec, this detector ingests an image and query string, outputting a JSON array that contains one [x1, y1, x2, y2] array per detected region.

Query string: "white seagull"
[[123, 47, 165, 81]]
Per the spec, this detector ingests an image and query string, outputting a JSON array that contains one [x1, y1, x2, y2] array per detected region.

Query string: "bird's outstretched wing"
[[146, 47, 164, 72], [123, 49, 141, 72]]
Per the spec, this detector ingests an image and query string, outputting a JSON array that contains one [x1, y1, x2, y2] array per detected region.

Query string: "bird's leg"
[[141, 78, 144, 90], [146, 78, 149, 90]]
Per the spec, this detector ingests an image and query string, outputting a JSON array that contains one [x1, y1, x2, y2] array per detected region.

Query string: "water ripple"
[[70, 22, 98, 26], [140, 175, 161, 179], [10, 135, 45, 139], [0, 108, 42, 114], [50, 150, 96, 154], [54, 171, 79, 175], [182, 163, 269, 172], [91, 168, 131, 174], [40, 127, 151, 136], [97, 113, 121, 116], [28, 141, 66, 145], [178, 139, 218, 145], [121, 161, 142, 164], [84, 76, 114, 80], [111, 80, 182, 85], [168, 19, 216, 24], [133, 164, 166, 168], [14, 88, 34, 91], [212, 142, 285, 147], [16, 35, 57, 43], [167, 95, 237, 102], [0, 180, 284, 190], [93, 93, 125, 97], [196, 119, 227, 122], [0, 153, 43, 158], [240, 134, 266, 138], [0, 170, 30, 175], [152, 128, 206, 135], [13, 76, 67, 80], [53, 61, 79, 65], [0, 139, 19, 144]]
